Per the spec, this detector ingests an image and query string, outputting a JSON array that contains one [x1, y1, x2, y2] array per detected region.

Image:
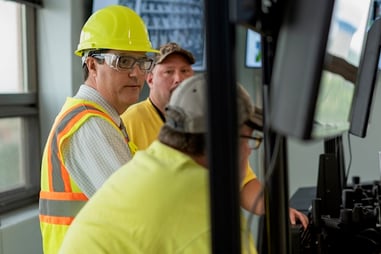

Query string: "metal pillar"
[[204, 0, 241, 253]]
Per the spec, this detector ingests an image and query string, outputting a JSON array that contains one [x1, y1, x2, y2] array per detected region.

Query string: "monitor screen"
[[349, 5, 381, 137], [245, 29, 262, 68], [270, 0, 373, 140], [374, 0, 381, 70]]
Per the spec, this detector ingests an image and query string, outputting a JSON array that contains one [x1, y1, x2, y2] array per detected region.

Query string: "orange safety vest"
[[39, 98, 125, 254]]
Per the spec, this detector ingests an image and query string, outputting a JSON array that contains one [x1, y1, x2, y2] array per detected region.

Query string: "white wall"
[[0, 205, 41, 254], [38, 0, 91, 145]]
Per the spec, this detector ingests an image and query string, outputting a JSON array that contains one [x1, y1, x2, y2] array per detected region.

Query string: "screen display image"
[[92, 0, 205, 70], [245, 29, 262, 68], [270, 0, 373, 140], [349, 1, 381, 137], [313, 1, 372, 138]]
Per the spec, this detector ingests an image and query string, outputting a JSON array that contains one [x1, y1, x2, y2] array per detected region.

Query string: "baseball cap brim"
[[245, 107, 263, 131]]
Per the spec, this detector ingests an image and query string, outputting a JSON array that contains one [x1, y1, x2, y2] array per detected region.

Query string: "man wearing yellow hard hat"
[[38, 5, 158, 254]]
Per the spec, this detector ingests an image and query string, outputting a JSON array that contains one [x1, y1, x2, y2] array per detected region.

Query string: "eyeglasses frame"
[[239, 134, 263, 150], [90, 52, 155, 72]]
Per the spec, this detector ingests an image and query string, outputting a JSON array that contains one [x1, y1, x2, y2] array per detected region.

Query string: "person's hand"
[[289, 207, 309, 230]]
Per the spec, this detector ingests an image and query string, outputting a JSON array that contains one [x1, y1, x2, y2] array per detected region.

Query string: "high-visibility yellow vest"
[[39, 98, 124, 254]]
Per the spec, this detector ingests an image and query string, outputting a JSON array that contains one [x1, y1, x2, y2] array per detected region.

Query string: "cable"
[[345, 132, 353, 185], [244, 133, 283, 253]]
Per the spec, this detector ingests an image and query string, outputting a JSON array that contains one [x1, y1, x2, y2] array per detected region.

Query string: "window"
[[0, 0, 40, 213]]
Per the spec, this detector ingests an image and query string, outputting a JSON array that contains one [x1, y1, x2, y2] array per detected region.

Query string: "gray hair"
[[158, 126, 206, 156]]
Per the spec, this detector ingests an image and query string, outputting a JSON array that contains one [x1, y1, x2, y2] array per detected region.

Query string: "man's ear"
[[146, 72, 154, 89], [86, 57, 97, 73]]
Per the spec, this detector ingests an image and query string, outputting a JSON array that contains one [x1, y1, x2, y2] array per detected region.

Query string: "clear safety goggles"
[[91, 53, 155, 72], [240, 133, 263, 150]]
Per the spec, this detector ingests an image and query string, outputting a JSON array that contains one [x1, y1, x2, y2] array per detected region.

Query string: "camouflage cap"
[[156, 42, 195, 64]]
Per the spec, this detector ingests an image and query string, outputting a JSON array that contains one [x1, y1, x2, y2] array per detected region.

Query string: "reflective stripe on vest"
[[40, 103, 119, 225]]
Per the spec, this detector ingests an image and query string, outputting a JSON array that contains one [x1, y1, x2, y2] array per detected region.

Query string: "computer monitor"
[[269, 0, 373, 140], [245, 29, 262, 68], [349, 2, 381, 137]]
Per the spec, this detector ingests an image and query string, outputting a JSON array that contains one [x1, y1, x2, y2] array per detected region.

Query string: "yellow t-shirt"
[[121, 98, 163, 150], [121, 98, 256, 187], [59, 141, 258, 254]]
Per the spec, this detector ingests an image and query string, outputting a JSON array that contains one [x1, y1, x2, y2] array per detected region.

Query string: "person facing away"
[[59, 74, 258, 254], [38, 5, 159, 254], [121, 42, 309, 227]]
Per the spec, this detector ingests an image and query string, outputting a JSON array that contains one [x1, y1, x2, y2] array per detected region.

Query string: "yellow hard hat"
[[75, 5, 159, 56]]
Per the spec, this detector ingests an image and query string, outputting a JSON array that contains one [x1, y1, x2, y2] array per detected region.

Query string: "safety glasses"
[[240, 134, 263, 150], [91, 53, 155, 72]]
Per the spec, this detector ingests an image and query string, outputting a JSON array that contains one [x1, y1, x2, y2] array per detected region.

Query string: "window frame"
[[8, 0, 42, 8], [0, 2, 40, 214]]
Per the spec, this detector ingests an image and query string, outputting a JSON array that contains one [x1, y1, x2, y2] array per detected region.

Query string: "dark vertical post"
[[204, 0, 241, 253], [261, 33, 291, 254], [324, 136, 346, 188]]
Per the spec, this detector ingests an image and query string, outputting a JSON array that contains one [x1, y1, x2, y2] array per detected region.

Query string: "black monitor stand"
[[316, 136, 346, 218]]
